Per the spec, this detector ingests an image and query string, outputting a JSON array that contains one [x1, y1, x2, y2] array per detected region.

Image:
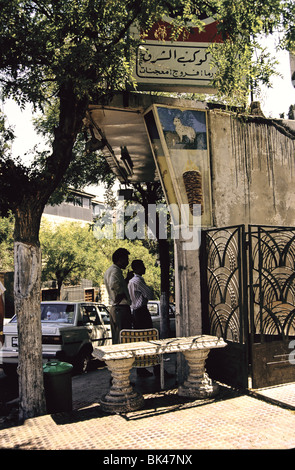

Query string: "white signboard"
[[136, 42, 215, 86], [131, 17, 221, 92]]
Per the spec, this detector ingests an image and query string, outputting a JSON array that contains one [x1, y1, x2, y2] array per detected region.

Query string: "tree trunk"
[[56, 278, 63, 301], [14, 208, 46, 422], [5, 84, 88, 422]]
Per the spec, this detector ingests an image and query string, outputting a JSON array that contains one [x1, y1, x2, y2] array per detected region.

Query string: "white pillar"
[[174, 238, 202, 384], [174, 239, 202, 337], [100, 357, 144, 413]]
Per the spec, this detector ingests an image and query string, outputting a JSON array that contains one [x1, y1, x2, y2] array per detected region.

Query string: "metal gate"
[[248, 225, 295, 388], [201, 224, 295, 389], [201, 225, 249, 388]]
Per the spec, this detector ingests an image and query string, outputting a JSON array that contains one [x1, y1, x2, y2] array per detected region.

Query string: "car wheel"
[[74, 348, 91, 374]]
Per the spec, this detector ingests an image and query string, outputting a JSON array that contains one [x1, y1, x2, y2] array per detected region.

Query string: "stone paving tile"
[[252, 383, 295, 410], [1, 364, 295, 451], [1, 386, 295, 450]]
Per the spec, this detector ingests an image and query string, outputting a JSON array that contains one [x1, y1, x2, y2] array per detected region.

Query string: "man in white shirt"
[[128, 260, 173, 380], [104, 248, 133, 344], [128, 260, 155, 378], [128, 260, 154, 329]]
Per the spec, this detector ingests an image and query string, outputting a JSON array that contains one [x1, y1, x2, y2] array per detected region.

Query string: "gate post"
[[174, 237, 202, 384], [174, 239, 202, 336]]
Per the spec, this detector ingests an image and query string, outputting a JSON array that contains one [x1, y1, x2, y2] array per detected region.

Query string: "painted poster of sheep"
[[154, 105, 212, 226], [156, 107, 207, 150]]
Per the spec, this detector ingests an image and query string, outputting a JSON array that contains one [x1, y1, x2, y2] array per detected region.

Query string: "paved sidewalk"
[[251, 382, 295, 410], [0, 358, 295, 451]]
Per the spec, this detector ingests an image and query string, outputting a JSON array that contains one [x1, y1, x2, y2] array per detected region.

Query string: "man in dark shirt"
[[104, 248, 133, 344]]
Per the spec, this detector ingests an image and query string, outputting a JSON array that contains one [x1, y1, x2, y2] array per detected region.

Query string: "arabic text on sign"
[[136, 43, 215, 81]]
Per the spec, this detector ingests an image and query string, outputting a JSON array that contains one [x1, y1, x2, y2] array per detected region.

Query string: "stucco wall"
[[208, 110, 295, 227]]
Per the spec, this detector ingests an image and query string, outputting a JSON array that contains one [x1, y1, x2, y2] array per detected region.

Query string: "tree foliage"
[[209, 0, 295, 106], [0, 213, 14, 271], [40, 220, 98, 297], [0, 215, 162, 298], [0, 0, 208, 233], [0, 0, 201, 108], [32, 102, 115, 206], [40, 220, 161, 299]]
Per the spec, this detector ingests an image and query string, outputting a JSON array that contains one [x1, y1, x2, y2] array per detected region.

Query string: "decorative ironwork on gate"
[[202, 225, 247, 342], [248, 225, 295, 341], [201, 224, 295, 389], [248, 225, 295, 388], [201, 225, 248, 388]]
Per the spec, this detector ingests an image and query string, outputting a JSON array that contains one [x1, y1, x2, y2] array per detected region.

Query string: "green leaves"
[[0, 0, 293, 116], [0, 0, 163, 105], [0, 213, 14, 271], [39, 219, 161, 297], [208, 0, 286, 106], [210, 38, 280, 107]]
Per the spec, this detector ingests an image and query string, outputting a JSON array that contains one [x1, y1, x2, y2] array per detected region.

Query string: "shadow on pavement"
[[51, 381, 242, 426], [0, 356, 243, 430]]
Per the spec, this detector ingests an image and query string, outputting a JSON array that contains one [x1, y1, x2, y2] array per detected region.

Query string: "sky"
[[256, 32, 295, 118], [2, 101, 44, 161], [1, 33, 295, 197]]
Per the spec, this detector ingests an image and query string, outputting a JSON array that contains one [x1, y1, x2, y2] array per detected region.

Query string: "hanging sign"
[[144, 104, 212, 228], [131, 17, 222, 93]]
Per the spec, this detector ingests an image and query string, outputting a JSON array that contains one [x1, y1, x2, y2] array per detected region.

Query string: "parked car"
[[147, 300, 176, 337], [1, 301, 112, 376]]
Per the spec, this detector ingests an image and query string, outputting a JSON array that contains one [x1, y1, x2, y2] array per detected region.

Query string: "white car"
[[147, 301, 176, 337], [1, 301, 112, 376]]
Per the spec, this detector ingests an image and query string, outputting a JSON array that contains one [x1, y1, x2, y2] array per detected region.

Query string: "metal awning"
[[86, 92, 207, 184], [87, 105, 156, 183]]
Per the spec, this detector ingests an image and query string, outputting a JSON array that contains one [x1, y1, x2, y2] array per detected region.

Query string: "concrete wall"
[[173, 110, 295, 346], [208, 111, 295, 227]]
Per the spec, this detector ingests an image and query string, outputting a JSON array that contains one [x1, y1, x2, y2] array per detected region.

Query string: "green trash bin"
[[43, 360, 73, 413]]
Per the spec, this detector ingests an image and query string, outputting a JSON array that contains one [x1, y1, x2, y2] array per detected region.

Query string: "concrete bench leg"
[[100, 357, 144, 413], [178, 348, 219, 399]]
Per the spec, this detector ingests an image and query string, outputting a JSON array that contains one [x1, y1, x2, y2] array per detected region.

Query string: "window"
[[66, 194, 83, 207], [81, 306, 101, 325], [82, 197, 90, 208], [41, 304, 75, 324]]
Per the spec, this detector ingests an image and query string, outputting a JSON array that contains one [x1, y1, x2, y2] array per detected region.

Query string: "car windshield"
[[41, 304, 75, 324]]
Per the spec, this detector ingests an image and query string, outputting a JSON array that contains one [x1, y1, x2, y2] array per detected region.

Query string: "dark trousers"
[[110, 304, 133, 344], [132, 305, 153, 329], [132, 306, 159, 377]]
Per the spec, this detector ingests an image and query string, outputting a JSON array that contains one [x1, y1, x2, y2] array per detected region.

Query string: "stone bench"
[[93, 335, 227, 413]]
